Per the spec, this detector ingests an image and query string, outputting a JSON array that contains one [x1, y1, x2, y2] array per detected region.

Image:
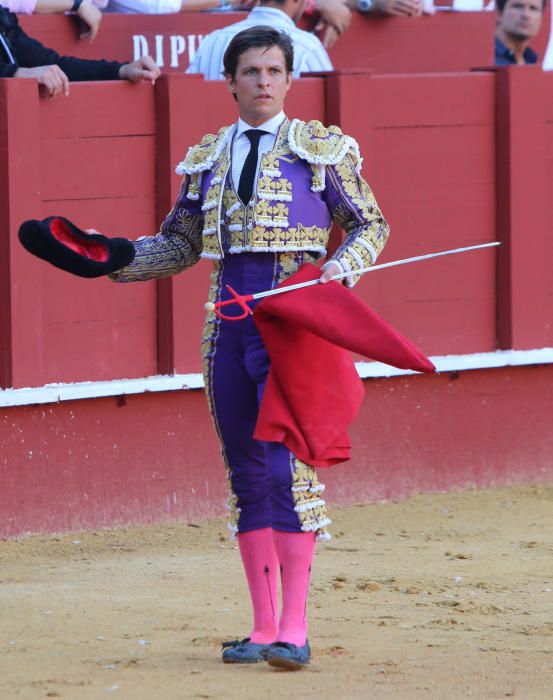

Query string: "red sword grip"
[[212, 285, 255, 321]]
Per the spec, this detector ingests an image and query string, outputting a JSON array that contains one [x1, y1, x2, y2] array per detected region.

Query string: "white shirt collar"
[[235, 111, 286, 141]]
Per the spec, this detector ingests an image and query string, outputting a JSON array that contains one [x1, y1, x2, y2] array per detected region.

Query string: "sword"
[[205, 241, 501, 320]]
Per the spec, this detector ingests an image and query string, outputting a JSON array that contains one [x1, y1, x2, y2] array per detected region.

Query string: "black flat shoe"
[[266, 640, 311, 670], [221, 637, 271, 664]]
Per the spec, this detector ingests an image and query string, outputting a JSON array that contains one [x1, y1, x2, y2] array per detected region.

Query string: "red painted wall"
[[1, 364, 552, 538]]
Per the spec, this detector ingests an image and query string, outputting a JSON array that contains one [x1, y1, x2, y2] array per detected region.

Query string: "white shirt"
[[231, 111, 285, 192], [186, 6, 333, 80]]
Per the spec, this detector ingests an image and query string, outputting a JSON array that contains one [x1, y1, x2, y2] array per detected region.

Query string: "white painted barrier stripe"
[[1, 348, 552, 408]]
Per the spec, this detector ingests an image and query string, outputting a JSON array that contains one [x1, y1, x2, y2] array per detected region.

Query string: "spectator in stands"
[[0, 0, 103, 42], [186, 0, 334, 79], [495, 0, 544, 64], [0, 5, 160, 96]]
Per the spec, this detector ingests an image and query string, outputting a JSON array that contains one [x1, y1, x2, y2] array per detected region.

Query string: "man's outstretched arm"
[[111, 178, 205, 283]]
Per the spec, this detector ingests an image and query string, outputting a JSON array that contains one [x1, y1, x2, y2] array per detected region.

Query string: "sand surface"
[[1, 484, 552, 700]]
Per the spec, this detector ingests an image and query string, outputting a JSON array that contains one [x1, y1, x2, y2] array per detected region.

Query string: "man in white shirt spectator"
[[186, 0, 333, 79]]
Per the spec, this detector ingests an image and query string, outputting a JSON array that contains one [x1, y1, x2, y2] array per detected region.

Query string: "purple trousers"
[[202, 251, 327, 536]]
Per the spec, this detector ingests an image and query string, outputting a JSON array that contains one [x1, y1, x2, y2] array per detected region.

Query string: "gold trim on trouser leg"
[[276, 251, 331, 541], [201, 261, 241, 538], [291, 458, 332, 541]]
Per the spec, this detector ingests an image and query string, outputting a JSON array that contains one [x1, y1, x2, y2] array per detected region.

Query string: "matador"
[[110, 26, 389, 669]]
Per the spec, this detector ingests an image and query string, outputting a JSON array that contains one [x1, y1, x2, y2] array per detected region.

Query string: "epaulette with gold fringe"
[[288, 119, 361, 170], [175, 125, 233, 176]]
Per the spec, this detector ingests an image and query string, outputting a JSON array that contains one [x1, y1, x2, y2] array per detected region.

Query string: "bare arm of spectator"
[[346, 0, 423, 16], [371, 0, 423, 15], [103, 0, 255, 11], [0, 0, 103, 42], [313, 0, 351, 48]]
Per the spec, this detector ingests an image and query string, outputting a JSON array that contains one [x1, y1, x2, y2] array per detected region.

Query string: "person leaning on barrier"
[[495, 0, 544, 65], [0, 0, 103, 43], [0, 5, 160, 97]]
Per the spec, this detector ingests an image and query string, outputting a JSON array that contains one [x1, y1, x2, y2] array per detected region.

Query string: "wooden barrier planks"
[[2, 68, 553, 388]]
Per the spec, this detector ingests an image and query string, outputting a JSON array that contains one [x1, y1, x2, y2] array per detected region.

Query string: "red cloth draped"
[[253, 263, 436, 468]]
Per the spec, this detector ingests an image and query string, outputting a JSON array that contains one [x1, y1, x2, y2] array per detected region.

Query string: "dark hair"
[[496, 0, 546, 12], [223, 26, 294, 80]]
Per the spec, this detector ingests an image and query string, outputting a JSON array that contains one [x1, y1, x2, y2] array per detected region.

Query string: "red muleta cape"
[[253, 263, 436, 469]]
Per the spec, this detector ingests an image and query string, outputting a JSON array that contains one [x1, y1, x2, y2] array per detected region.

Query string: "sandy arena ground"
[[1, 484, 552, 700]]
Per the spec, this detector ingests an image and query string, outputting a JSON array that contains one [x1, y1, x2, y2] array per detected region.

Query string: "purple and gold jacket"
[[113, 119, 389, 286]]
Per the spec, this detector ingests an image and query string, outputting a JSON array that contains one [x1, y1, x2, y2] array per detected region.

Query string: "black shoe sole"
[[267, 655, 308, 671]]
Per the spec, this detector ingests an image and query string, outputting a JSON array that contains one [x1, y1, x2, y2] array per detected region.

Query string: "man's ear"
[[226, 74, 239, 101], [225, 73, 235, 94]]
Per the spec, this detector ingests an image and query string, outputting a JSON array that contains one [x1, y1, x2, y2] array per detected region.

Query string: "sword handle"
[[209, 285, 254, 321]]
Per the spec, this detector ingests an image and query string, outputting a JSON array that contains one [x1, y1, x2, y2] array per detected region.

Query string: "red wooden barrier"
[[2, 68, 553, 537], [326, 71, 497, 355], [4, 67, 553, 388], [19, 11, 497, 75], [0, 78, 159, 389], [2, 364, 552, 537], [494, 67, 553, 350]]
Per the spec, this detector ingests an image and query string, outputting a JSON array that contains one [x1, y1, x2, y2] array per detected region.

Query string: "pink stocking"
[[237, 528, 279, 644], [273, 530, 316, 647]]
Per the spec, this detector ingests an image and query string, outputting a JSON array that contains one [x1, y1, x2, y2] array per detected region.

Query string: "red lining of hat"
[[50, 218, 109, 263]]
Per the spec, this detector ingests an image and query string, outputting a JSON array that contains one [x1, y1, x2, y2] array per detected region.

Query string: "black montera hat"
[[18, 216, 135, 278]]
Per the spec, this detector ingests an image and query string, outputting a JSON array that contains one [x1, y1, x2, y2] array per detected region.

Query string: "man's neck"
[[238, 111, 285, 130], [496, 27, 530, 64]]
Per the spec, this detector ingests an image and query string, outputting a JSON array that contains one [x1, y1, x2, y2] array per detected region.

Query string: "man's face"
[[226, 45, 292, 127], [498, 0, 543, 41]]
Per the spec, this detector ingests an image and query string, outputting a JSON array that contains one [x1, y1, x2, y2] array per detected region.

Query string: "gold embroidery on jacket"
[[249, 224, 329, 250], [254, 200, 290, 228], [277, 251, 318, 284], [258, 176, 292, 202], [329, 156, 390, 269]]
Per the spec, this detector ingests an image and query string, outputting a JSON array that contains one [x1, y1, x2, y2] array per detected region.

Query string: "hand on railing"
[[14, 65, 70, 98], [118, 56, 161, 85]]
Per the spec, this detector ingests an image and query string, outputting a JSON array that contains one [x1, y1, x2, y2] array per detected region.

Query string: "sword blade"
[[329, 241, 501, 282], [252, 241, 500, 301]]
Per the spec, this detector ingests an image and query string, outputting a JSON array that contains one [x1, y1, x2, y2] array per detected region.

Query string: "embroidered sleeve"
[[323, 154, 389, 287], [111, 177, 204, 283]]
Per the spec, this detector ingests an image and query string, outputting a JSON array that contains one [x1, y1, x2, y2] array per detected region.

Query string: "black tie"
[[238, 129, 266, 206]]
